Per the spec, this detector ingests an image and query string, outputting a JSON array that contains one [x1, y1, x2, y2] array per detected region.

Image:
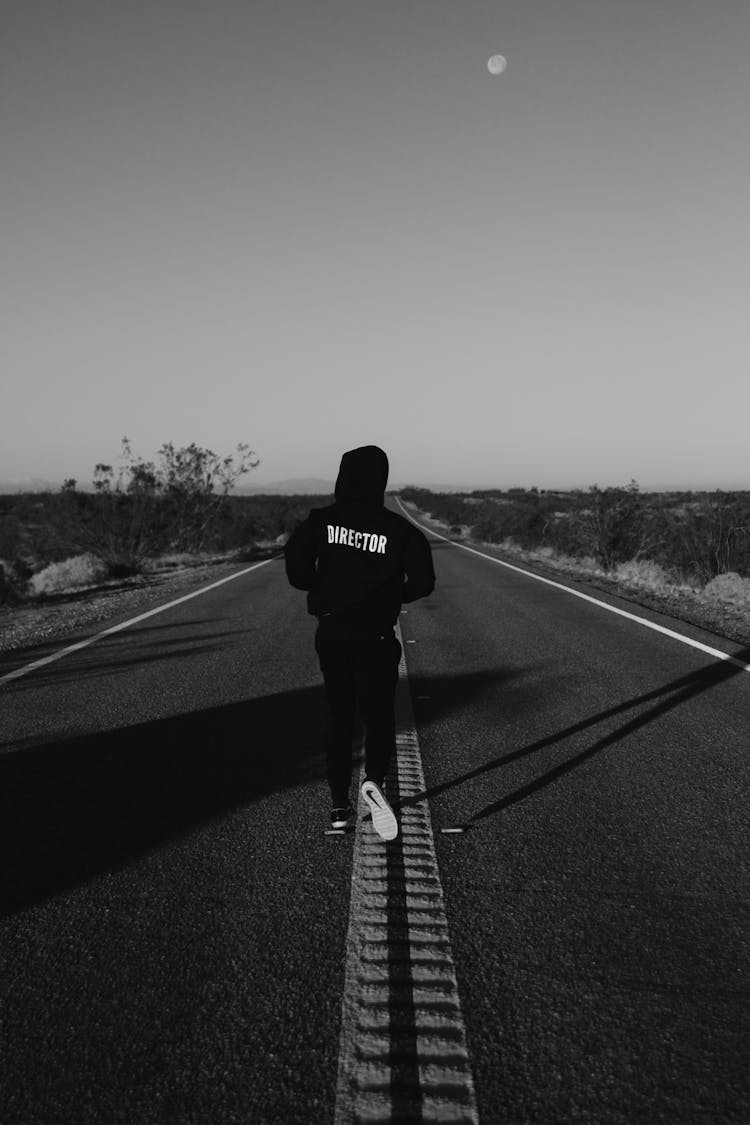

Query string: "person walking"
[[284, 445, 435, 839]]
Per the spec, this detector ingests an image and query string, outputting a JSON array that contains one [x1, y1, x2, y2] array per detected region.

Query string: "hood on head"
[[334, 445, 389, 506]]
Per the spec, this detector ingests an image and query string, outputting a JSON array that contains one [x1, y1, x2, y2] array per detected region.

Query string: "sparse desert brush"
[[557, 553, 605, 576], [28, 554, 109, 597], [530, 546, 606, 578], [143, 553, 200, 572], [478, 537, 608, 579], [0, 559, 26, 604], [614, 559, 677, 592], [702, 572, 750, 607]]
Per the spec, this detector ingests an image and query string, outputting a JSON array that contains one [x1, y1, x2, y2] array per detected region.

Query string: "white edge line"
[[395, 497, 750, 675], [0, 557, 277, 687]]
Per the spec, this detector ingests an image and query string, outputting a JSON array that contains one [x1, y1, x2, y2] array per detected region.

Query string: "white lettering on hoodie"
[[327, 524, 387, 554]]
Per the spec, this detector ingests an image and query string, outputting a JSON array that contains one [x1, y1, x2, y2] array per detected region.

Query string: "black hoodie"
[[284, 445, 435, 626]]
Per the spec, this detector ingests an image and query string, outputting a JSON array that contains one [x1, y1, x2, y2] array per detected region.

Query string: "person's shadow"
[[3, 638, 747, 918], [0, 682, 328, 918], [0, 666, 502, 918]]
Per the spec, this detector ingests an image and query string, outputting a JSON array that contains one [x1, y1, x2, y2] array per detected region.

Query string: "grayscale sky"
[[2, 0, 748, 491]]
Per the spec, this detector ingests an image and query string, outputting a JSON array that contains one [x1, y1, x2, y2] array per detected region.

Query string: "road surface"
[[1, 510, 748, 1123]]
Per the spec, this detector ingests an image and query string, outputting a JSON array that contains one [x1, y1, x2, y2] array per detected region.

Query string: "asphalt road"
[[1, 518, 749, 1124]]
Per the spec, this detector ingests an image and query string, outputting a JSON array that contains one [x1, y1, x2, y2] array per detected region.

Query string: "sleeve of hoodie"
[[284, 515, 318, 591], [402, 524, 436, 603]]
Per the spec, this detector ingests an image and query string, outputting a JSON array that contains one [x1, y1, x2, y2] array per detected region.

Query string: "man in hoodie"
[[284, 445, 435, 839]]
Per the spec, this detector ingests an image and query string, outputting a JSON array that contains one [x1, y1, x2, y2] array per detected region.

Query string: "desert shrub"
[[0, 559, 27, 605], [669, 497, 750, 583], [472, 509, 505, 543], [535, 550, 604, 577], [0, 486, 327, 586], [142, 553, 201, 572], [28, 554, 109, 597], [501, 500, 546, 549], [614, 559, 677, 592], [490, 538, 607, 578], [573, 555, 605, 576], [469, 499, 543, 548], [703, 572, 750, 606], [402, 486, 750, 585], [572, 483, 655, 570], [55, 438, 262, 572], [0, 492, 76, 569], [543, 510, 590, 559]]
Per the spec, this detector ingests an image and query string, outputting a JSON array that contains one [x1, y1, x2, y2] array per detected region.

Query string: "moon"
[[487, 54, 507, 75]]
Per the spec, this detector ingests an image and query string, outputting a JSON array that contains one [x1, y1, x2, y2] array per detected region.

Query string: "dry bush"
[[614, 559, 677, 592], [143, 553, 201, 572], [703, 572, 750, 606], [0, 559, 27, 605], [28, 554, 109, 597], [489, 538, 607, 579]]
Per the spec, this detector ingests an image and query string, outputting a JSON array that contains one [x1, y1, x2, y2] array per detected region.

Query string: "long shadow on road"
[[0, 683, 328, 918], [10, 633, 742, 916], [0, 622, 252, 691], [0, 669, 506, 919], [401, 644, 750, 829]]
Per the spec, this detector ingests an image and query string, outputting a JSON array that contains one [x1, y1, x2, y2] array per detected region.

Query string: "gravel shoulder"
[[0, 553, 279, 656]]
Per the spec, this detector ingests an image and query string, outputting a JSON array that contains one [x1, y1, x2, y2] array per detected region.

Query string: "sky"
[[2, 0, 749, 493]]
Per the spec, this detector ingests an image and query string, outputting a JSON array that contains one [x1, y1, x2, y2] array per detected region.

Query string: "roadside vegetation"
[[3, 459, 750, 636], [0, 438, 332, 606], [399, 484, 750, 621]]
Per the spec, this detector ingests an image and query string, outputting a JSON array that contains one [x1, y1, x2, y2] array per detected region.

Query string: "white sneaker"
[[361, 779, 398, 841]]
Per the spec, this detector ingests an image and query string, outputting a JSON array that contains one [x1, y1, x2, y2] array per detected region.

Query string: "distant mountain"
[[0, 476, 63, 494], [400, 483, 485, 494], [236, 477, 335, 495]]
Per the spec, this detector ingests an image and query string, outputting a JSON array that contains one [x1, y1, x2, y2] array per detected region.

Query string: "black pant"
[[314, 616, 402, 806]]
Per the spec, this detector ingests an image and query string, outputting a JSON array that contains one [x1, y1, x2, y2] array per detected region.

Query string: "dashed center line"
[[335, 623, 479, 1124]]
